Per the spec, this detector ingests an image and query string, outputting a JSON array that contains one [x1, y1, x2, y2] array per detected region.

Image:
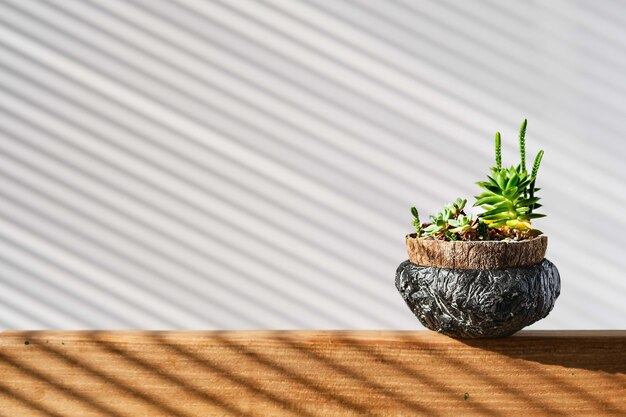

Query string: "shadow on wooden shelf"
[[0, 330, 624, 416]]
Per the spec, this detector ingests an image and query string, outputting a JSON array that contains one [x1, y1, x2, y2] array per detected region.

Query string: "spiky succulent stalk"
[[528, 150, 544, 213], [531, 149, 544, 179], [410, 206, 421, 237], [519, 118, 527, 172], [495, 132, 502, 170]]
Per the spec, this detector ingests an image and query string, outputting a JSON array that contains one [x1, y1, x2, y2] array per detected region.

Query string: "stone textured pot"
[[396, 236, 560, 338]]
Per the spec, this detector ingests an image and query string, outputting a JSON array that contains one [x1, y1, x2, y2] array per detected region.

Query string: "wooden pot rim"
[[405, 234, 548, 270]]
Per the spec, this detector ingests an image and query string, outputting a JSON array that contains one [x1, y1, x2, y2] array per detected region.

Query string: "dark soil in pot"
[[397, 236, 560, 338]]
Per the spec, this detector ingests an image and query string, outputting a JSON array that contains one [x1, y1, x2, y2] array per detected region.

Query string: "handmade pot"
[[396, 235, 560, 338]]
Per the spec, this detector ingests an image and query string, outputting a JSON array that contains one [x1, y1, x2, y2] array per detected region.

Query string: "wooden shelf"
[[0, 330, 624, 416]]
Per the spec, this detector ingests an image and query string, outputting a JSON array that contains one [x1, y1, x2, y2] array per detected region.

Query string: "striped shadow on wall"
[[0, 0, 625, 329]]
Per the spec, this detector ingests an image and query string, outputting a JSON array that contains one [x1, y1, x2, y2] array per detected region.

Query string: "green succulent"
[[447, 213, 473, 234], [447, 198, 468, 216], [473, 119, 545, 231], [417, 198, 471, 238], [410, 206, 422, 237], [477, 220, 489, 240]]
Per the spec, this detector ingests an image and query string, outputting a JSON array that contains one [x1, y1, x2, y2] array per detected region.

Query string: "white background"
[[0, 0, 624, 329]]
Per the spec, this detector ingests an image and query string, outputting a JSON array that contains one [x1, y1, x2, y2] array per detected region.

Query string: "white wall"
[[0, 0, 624, 329]]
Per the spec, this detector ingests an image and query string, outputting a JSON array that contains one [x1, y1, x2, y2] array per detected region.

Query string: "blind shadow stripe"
[[0, 254, 121, 328], [0, 11, 406, 240], [6, 0, 445, 211], [0, 151, 356, 328]]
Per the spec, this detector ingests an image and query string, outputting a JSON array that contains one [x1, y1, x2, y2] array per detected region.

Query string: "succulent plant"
[[412, 198, 477, 241], [445, 230, 459, 241], [477, 220, 489, 240], [448, 213, 473, 234], [473, 119, 545, 233], [409, 119, 546, 241]]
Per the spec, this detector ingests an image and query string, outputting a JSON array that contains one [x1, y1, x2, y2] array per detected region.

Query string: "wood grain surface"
[[0, 330, 624, 416], [405, 234, 548, 269]]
